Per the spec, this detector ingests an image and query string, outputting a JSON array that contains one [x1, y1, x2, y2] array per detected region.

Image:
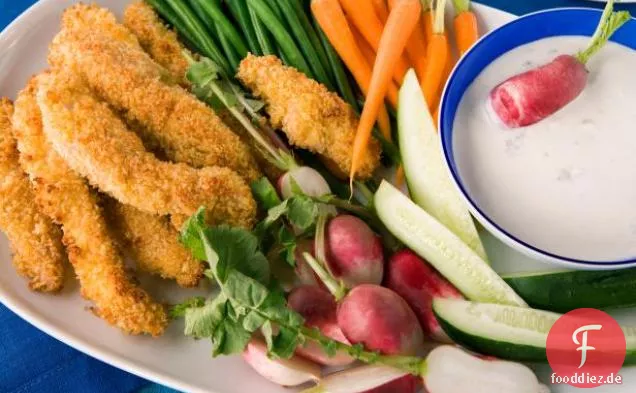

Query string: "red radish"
[[242, 339, 321, 387], [364, 375, 422, 393], [385, 250, 463, 342], [294, 240, 323, 287], [489, 2, 630, 128], [287, 286, 355, 366], [325, 215, 384, 287], [336, 284, 425, 355]]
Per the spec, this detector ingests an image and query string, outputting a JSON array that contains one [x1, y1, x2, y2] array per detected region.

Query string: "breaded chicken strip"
[[37, 71, 256, 229], [123, 1, 190, 86], [104, 199, 203, 288], [13, 77, 167, 336], [238, 55, 381, 179], [49, 7, 261, 183], [0, 99, 65, 292], [121, 2, 281, 179]]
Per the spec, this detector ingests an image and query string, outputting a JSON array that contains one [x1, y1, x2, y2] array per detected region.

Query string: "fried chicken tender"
[[0, 98, 65, 292], [37, 70, 256, 229], [121, 2, 281, 180], [49, 6, 261, 183], [104, 199, 203, 288], [13, 77, 167, 336], [123, 1, 190, 86], [237, 55, 381, 179]]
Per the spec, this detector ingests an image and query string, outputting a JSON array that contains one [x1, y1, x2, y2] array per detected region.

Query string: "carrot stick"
[[372, 0, 390, 23], [311, 0, 393, 139], [349, 23, 400, 107], [453, 0, 479, 56], [421, 0, 450, 109], [338, 0, 410, 85], [350, 0, 422, 180], [387, 0, 428, 83]]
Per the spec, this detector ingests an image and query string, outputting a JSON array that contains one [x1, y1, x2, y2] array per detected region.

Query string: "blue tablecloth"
[[1, 0, 636, 392]]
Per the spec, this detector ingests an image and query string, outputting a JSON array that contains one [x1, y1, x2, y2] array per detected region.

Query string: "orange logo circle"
[[546, 308, 625, 388]]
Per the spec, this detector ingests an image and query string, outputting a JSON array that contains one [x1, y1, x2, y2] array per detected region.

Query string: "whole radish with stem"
[[490, 0, 630, 128], [386, 249, 464, 342], [303, 215, 424, 356], [325, 215, 384, 287]]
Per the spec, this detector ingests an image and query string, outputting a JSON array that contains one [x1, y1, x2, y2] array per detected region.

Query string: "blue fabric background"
[[1, 0, 636, 392]]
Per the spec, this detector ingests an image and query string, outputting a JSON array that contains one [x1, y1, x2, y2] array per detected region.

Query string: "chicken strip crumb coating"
[[13, 77, 167, 336], [37, 70, 256, 230], [123, 1, 190, 86], [237, 54, 381, 180], [121, 2, 281, 180], [104, 199, 203, 288], [49, 8, 261, 183], [0, 98, 65, 292]]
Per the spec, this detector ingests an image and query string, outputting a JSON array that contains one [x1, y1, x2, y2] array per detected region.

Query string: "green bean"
[[225, 0, 262, 55], [165, 0, 232, 75], [247, 6, 276, 56], [145, 0, 197, 46], [267, 0, 287, 28], [215, 22, 242, 72], [275, 0, 334, 90], [289, 0, 333, 83], [313, 14, 359, 111], [190, 0, 248, 59], [188, 0, 240, 72], [246, 0, 313, 78]]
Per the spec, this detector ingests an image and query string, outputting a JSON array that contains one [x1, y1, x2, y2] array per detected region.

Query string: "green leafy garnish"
[[250, 177, 282, 211], [170, 297, 206, 319]]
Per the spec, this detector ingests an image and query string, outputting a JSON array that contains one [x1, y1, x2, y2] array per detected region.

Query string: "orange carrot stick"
[[311, 0, 393, 139], [453, 0, 479, 56], [372, 0, 390, 23], [350, 0, 422, 179], [421, 0, 450, 109], [387, 0, 428, 83], [349, 23, 400, 108], [338, 0, 410, 85]]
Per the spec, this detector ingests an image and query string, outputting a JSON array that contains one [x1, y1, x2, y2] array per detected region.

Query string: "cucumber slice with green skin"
[[503, 269, 636, 313], [374, 181, 526, 306], [433, 298, 636, 364], [398, 70, 488, 262]]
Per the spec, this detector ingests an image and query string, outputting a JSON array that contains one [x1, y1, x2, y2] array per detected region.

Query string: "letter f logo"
[[573, 324, 603, 368]]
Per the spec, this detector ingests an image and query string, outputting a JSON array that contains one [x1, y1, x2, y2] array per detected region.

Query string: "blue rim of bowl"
[[440, 7, 636, 267]]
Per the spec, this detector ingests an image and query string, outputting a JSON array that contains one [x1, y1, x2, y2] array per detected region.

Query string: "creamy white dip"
[[453, 36, 636, 261]]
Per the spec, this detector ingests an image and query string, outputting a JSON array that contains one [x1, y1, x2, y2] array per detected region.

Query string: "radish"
[[489, 1, 630, 128], [336, 284, 425, 356], [385, 250, 463, 342], [242, 338, 321, 387], [325, 215, 384, 287], [302, 365, 420, 393], [294, 239, 323, 287], [302, 248, 424, 356], [279, 166, 332, 199], [424, 346, 543, 393], [363, 375, 421, 393], [287, 286, 355, 366]]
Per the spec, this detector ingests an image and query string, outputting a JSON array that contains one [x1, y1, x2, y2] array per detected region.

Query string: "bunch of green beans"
[[146, 0, 360, 109]]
